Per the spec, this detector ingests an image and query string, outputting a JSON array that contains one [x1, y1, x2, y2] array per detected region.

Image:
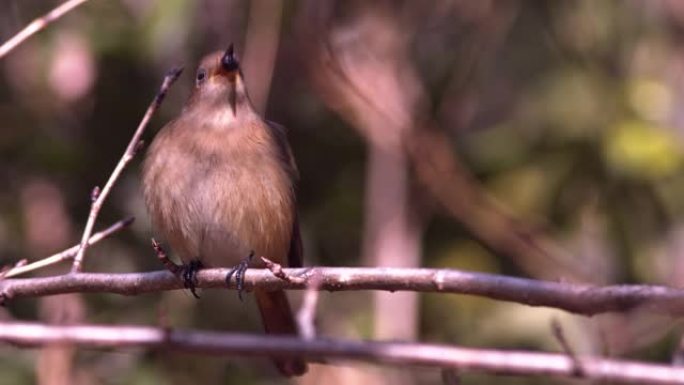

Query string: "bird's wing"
[[266, 120, 299, 181], [266, 120, 303, 268]]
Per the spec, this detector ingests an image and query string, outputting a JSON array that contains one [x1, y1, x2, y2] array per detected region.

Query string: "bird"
[[141, 44, 307, 377]]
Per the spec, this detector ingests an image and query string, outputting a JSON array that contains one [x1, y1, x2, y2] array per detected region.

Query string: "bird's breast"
[[143, 126, 295, 267]]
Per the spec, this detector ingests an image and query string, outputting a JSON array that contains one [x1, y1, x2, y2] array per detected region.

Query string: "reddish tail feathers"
[[254, 289, 308, 376]]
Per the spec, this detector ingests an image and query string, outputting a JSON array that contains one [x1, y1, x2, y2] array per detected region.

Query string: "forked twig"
[[70, 67, 183, 273], [260, 256, 306, 284], [151, 239, 182, 275], [1, 217, 133, 279]]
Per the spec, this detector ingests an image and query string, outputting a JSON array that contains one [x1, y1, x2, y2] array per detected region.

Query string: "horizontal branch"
[[0, 321, 683, 384], [2, 267, 684, 316]]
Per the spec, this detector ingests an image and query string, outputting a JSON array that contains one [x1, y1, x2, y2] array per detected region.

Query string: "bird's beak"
[[221, 44, 240, 115], [221, 44, 240, 73]]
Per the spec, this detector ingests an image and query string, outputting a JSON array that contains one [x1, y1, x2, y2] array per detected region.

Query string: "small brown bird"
[[142, 45, 307, 376]]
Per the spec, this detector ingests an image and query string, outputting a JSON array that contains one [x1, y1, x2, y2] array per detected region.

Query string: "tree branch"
[[2, 267, 684, 316], [0, 0, 92, 59], [1, 217, 134, 279], [70, 67, 182, 273], [0, 321, 682, 384]]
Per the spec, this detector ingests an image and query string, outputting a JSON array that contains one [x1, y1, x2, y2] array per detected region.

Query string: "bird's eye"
[[196, 68, 207, 85]]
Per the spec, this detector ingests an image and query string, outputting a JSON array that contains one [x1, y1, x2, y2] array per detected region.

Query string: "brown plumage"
[[142, 46, 307, 377]]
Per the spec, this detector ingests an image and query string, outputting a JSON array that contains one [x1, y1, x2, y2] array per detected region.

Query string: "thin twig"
[[4, 267, 684, 316], [260, 256, 306, 284], [297, 272, 322, 340], [0, 0, 92, 59], [1, 217, 134, 279], [0, 260, 27, 277], [70, 67, 183, 273], [551, 318, 585, 377], [151, 239, 181, 275], [0, 321, 683, 384]]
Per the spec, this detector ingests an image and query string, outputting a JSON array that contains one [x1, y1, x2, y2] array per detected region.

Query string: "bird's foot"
[[181, 259, 203, 299], [225, 251, 254, 302]]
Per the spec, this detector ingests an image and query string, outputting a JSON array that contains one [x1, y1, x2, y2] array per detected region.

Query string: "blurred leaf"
[[604, 120, 682, 179]]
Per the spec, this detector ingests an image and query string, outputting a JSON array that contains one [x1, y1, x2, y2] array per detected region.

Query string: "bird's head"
[[187, 44, 251, 117]]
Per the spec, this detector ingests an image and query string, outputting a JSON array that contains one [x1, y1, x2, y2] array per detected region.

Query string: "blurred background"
[[2, 1, 684, 384]]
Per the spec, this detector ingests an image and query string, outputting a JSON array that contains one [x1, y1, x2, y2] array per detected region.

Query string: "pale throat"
[[207, 104, 240, 126], [194, 86, 253, 125]]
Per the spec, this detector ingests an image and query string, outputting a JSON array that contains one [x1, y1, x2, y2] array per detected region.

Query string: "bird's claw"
[[182, 259, 203, 299], [226, 251, 254, 302]]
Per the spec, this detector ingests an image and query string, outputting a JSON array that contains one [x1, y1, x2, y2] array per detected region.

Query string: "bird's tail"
[[254, 289, 308, 376]]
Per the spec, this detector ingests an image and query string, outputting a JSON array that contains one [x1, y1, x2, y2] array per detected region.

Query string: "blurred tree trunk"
[[362, 144, 421, 340], [302, 2, 424, 383], [243, 0, 282, 114], [20, 179, 91, 385]]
